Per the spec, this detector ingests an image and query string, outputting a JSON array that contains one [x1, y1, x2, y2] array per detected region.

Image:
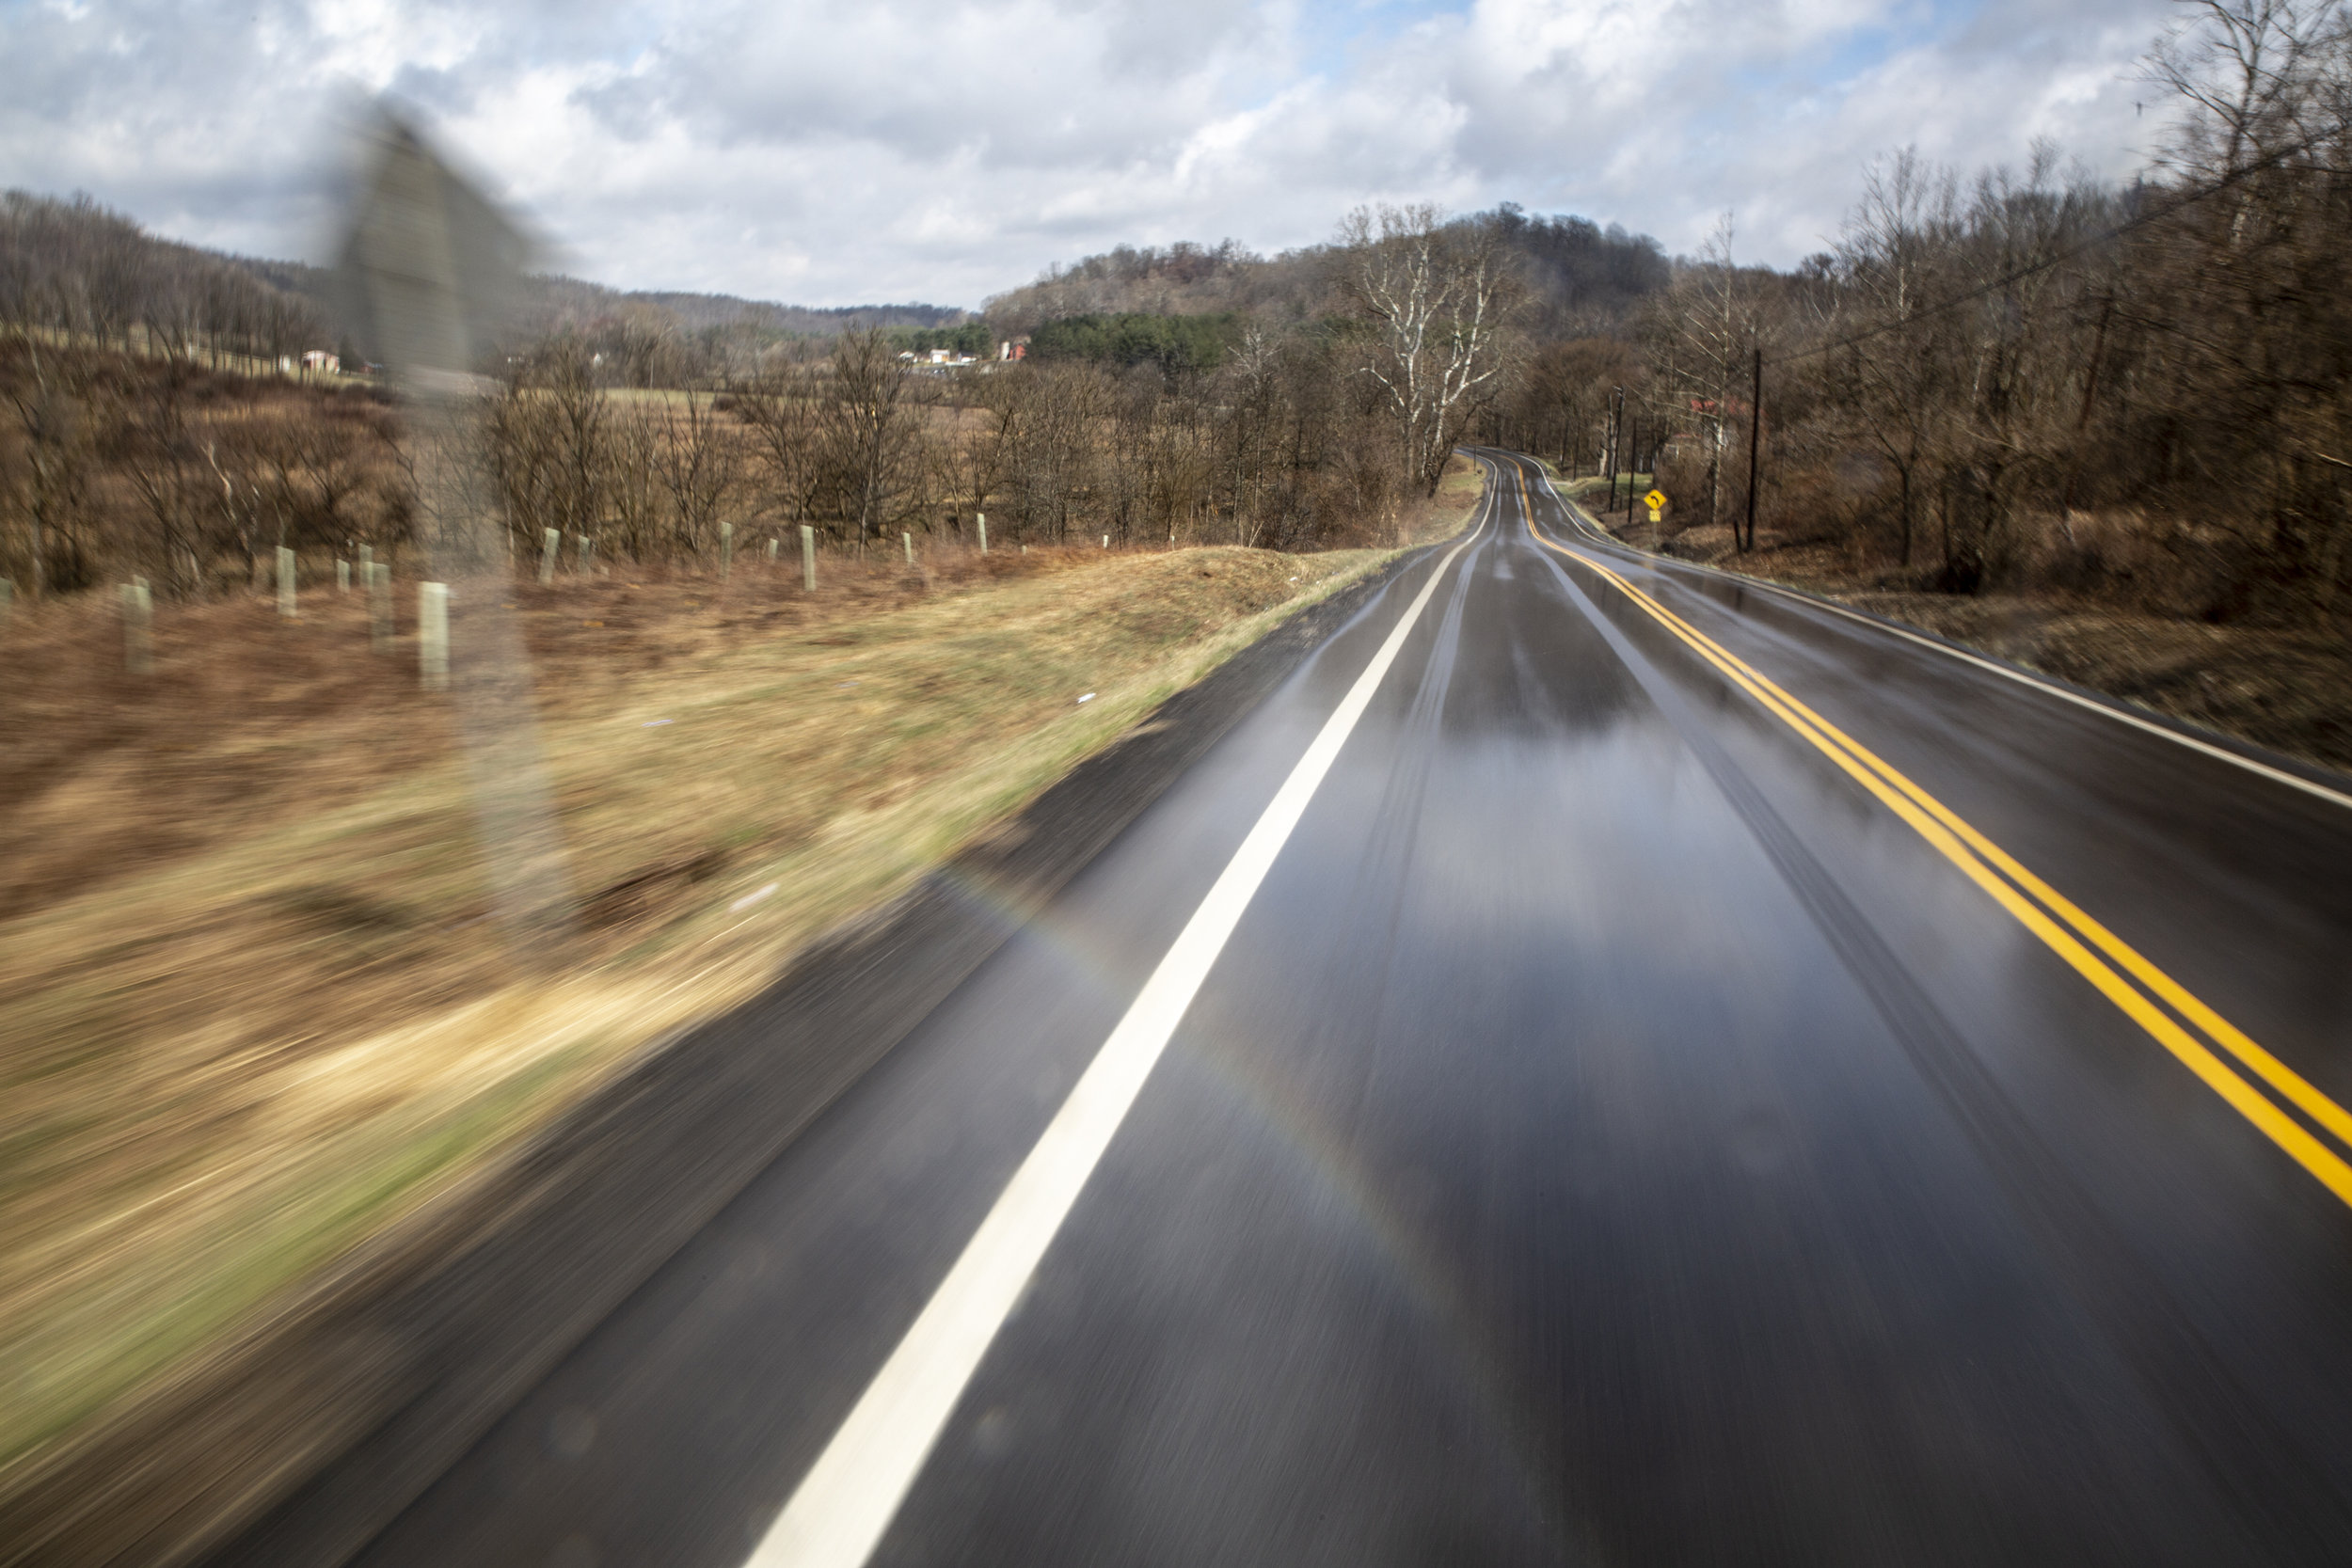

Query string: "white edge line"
[[1520, 466, 2352, 814], [741, 486, 1494, 1568]]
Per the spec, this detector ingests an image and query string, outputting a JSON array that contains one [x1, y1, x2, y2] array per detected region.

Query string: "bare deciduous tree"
[[655, 385, 739, 559], [0, 336, 97, 595], [1338, 203, 1518, 495], [822, 327, 922, 552]]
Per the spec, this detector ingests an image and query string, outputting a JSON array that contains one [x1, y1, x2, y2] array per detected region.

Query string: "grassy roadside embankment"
[[1431, 453, 1486, 531], [1536, 460, 2352, 775], [0, 472, 1480, 1493]]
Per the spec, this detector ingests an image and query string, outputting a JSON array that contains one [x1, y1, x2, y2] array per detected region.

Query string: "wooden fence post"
[[419, 581, 449, 689], [120, 578, 152, 673], [277, 546, 296, 618], [369, 563, 392, 653], [801, 525, 817, 593]]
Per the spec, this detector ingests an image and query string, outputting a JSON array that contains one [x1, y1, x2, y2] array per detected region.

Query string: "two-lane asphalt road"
[[223, 451, 2352, 1566]]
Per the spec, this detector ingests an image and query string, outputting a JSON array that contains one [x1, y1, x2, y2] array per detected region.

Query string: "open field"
[[0, 525, 1448, 1481]]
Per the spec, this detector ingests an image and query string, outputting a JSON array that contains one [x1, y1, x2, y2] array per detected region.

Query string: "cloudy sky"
[[5, 0, 2180, 308]]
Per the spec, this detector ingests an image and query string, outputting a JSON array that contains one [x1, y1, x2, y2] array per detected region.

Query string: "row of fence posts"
[[0, 507, 1057, 657], [88, 547, 428, 682], [50, 506, 1030, 683], [522, 519, 928, 594]]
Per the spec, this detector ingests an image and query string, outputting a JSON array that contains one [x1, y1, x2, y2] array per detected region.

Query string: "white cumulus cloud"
[[0, 0, 2177, 305]]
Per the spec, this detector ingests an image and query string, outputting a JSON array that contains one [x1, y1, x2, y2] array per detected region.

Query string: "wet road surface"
[[240, 451, 2352, 1565]]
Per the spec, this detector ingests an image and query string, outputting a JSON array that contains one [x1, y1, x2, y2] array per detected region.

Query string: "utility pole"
[[1606, 386, 1624, 513], [1626, 416, 1640, 515], [1740, 346, 1763, 553], [2058, 293, 2115, 540]]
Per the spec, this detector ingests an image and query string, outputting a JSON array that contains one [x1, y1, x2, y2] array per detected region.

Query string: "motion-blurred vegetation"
[[0, 531, 1438, 1481]]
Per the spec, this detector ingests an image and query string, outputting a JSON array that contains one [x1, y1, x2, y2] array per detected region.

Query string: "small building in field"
[[301, 350, 340, 373]]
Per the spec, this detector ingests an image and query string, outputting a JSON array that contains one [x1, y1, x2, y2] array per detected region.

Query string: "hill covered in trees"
[[0, 188, 971, 384], [0, 190, 333, 368], [1511, 0, 2352, 636], [981, 210, 1670, 344]]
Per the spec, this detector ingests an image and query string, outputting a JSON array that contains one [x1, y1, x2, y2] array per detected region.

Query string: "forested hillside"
[[0, 188, 968, 382], [980, 211, 1668, 341], [1520, 0, 2352, 634], [0, 193, 1545, 597], [0, 190, 333, 368]]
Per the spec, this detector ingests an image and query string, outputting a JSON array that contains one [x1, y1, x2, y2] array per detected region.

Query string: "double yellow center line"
[[1507, 461, 2352, 1210]]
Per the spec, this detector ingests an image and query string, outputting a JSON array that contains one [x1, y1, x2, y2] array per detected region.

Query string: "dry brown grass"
[[1419, 451, 1486, 541], [0, 536, 1403, 1473]]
